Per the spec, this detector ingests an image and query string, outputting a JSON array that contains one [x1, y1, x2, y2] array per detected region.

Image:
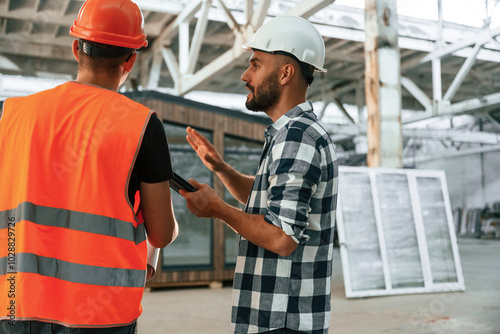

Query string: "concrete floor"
[[138, 238, 500, 334]]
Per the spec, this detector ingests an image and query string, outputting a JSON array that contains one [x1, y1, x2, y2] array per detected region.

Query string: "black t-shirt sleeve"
[[138, 113, 174, 183], [128, 113, 174, 204]]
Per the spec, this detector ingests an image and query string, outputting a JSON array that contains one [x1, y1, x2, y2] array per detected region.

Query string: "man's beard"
[[245, 69, 281, 112]]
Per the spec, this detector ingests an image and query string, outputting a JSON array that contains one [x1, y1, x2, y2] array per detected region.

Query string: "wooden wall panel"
[[136, 96, 267, 288]]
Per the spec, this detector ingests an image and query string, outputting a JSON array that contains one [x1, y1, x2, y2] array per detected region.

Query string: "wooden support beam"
[[364, 0, 402, 168]]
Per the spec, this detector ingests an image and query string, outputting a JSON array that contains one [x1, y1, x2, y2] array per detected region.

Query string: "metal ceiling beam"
[[151, 0, 203, 50], [2, 1, 499, 62], [401, 76, 432, 112], [0, 39, 73, 61], [285, 0, 336, 18], [406, 144, 500, 164], [162, 47, 179, 86], [333, 98, 356, 123], [1, 16, 7, 35], [178, 44, 245, 95], [25, 21, 35, 36], [419, 26, 500, 64], [322, 123, 500, 145], [314, 26, 499, 114], [148, 0, 335, 96], [0, 7, 74, 26], [403, 128, 500, 145], [312, 7, 500, 64], [215, 0, 240, 32], [147, 50, 163, 89], [34, 0, 43, 12], [442, 42, 481, 102], [135, 0, 184, 14], [0, 55, 20, 71], [244, 0, 253, 23], [432, 58, 442, 102], [250, 0, 271, 29], [60, 0, 72, 16], [404, 91, 500, 124]]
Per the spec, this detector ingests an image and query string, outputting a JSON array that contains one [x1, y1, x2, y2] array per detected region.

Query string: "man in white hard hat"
[[181, 16, 338, 334]]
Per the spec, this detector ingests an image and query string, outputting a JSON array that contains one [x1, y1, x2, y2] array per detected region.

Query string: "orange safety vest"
[[0, 81, 152, 327]]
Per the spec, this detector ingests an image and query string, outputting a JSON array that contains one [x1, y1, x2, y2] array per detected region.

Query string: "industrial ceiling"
[[1, 0, 500, 158]]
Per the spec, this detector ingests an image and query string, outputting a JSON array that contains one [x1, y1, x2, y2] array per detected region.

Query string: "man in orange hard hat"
[[0, 0, 178, 333]]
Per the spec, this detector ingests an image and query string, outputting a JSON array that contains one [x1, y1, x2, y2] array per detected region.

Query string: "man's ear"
[[280, 63, 295, 86], [72, 40, 80, 62], [123, 53, 137, 73]]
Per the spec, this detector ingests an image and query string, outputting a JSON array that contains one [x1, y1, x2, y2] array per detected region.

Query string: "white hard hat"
[[242, 15, 327, 73]]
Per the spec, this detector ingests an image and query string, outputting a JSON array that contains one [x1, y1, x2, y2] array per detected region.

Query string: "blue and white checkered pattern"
[[231, 102, 338, 334]]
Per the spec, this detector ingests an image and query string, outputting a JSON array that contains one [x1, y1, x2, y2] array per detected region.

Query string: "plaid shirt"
[[232, 102, 338, 334]]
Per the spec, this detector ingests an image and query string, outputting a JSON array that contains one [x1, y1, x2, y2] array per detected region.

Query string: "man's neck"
[[75, 71, 120, 92], [266, 98, 307, 123]]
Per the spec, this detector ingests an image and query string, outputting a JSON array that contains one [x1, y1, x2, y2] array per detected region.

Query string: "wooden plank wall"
[[138, 98, 267, 287]]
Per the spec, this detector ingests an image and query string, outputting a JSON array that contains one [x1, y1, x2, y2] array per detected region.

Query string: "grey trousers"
[[0, 320, 137, 334]]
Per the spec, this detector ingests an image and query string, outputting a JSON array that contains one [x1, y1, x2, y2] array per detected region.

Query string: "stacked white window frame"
[[336, 166, 465, 298]]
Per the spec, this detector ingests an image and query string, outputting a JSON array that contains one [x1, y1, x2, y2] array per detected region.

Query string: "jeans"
[[0, 320, 137, 334], [259, 329, 307, 334]]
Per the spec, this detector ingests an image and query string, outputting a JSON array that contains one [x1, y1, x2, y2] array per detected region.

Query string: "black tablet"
[[170, 172, 198, 194]]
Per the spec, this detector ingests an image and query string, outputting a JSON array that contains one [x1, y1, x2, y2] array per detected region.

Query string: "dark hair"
[[78, 39, 134, 58], [77, 39, 136, 73], [270, 50, 315, 85]]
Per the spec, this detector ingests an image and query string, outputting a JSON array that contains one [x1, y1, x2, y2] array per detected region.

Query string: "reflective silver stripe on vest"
[[0, 254, 145, 287], [0, 201, 146, 244]]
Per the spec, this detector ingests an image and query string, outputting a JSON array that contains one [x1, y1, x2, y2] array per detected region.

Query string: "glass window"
[[339, 172, 386, 291], [417, 177, 458, 283], [376, 173, 424, 288], [162, 123, 213, 269], [223, 135, 264, 267], [337, 168, 464, 298]]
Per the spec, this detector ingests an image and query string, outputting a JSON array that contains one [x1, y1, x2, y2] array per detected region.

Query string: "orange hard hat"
[[70, 0, 148, 49]]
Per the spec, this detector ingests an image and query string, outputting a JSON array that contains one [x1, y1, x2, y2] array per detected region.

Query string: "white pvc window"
[[337, 167, 465, 298]]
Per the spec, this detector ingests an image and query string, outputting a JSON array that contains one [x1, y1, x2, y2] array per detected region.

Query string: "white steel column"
[[432, 0, 444, 107], [178, 21, 190, 75], [364, 0, 402, 168], [432, 58, 442, 105]]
